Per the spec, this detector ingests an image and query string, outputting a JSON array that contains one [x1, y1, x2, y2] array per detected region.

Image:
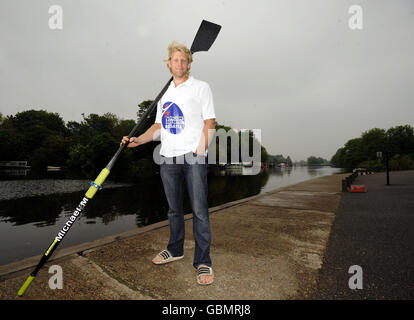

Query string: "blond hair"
[[165, 41, 193, 76]]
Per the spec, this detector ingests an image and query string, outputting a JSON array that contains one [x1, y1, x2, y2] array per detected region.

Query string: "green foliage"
[[0, 110, 69, 169], [267, 154, 286, 165], [307, 156, 329, 165], [331, 125, 414, 171], [356, 160, 384, 172], [65, 114, 141, 178], [136, 100, 156, 136], [386, 125, 414, 153], [11, 110, 67, 135], [0, 118, 21, 160], [389, 154, 414, 171], [0, 106, 272, 179], [360, 128, 387, 159], [31, 135, 68, 169]]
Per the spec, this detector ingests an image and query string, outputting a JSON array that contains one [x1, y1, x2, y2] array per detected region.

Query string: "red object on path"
[[350, 185, 367, 193]]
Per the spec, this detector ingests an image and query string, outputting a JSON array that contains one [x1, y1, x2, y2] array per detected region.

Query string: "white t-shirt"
[[155, 76, 216, 157]]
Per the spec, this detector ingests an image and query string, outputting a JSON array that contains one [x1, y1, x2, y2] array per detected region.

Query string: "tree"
[[0, 110, 68, 167], [82, 113, 119, 134], [331, 124, 414, 171], [0, 117, 22, 160], [343, 138, 364, 169], [331, 147, 345, 167], [136, 100, 156, 136], [360, 128, 387, 160], [11, 109, 67, 136], [307, 156, 327, 165], [386, 125, 414, 153]]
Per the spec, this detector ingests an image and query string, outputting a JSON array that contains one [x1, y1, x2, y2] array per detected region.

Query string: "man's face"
[[168, 50, 191, 78]]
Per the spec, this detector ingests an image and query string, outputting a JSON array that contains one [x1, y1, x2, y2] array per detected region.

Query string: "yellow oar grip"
[[85, 168, 110, 199], [18, 275, 35, 297]]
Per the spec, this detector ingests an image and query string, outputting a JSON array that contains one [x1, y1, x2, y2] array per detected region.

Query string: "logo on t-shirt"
[[161, 101, 185, 134]]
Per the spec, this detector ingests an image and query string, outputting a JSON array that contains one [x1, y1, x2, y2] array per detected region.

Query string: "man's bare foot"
[[152, 254, 163, 264], [197, 265, 214, 285]]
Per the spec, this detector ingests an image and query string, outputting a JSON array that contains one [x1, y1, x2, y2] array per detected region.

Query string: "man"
[[121, 41, 216, 285]]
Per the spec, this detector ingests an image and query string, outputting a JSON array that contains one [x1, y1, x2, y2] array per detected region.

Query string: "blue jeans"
[[160, 152, 211, 268]]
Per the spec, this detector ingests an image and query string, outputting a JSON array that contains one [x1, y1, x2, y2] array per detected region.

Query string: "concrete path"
[[314, 170, 414, 299], [1, 173, 346, 300]]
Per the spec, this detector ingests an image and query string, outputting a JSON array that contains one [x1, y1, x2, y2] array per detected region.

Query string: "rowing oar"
[[17, 19, 221, 297]]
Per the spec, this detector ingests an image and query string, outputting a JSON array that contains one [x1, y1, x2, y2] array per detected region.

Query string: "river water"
[[0, 166, 343, 266]]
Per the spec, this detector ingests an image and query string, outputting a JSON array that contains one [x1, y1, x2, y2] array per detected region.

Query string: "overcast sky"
[[1, 0, 413, 161]]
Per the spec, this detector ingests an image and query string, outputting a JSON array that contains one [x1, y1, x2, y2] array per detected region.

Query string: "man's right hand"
[[120, 136, 139, 148]]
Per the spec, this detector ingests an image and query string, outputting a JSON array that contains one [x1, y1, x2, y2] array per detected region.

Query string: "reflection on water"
[[0, 166, 343, 266], [0, 179, 132, 201], [0, 168, 31, 178], [260, 165, 344, 193]]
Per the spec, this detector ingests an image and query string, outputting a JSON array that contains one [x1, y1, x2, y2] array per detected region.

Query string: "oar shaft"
[[106, 77, 172, 171]]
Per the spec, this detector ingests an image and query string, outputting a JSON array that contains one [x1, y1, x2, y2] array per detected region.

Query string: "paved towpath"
[[314, 170, 414, 299]]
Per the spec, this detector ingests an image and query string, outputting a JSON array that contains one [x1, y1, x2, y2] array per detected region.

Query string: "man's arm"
[[120, 123, 161, 148], [195, 118, 216, 155]]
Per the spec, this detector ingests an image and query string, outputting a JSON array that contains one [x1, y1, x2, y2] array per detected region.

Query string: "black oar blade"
[[190, 20, 221, 54]]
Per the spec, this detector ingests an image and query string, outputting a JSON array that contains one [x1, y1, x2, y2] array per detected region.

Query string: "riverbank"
[[1, 173, 347, 299]]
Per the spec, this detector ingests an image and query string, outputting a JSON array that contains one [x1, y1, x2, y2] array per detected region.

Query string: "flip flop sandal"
[[197, 266, 214, 285], [152, 250, 184, 265]]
